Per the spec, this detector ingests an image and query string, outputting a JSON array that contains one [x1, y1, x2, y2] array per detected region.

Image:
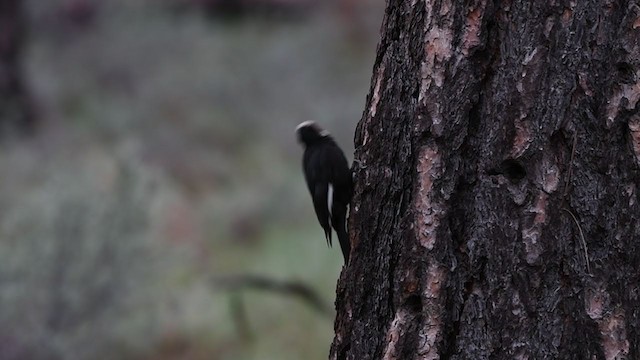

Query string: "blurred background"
[[0, 0, 383, 359]]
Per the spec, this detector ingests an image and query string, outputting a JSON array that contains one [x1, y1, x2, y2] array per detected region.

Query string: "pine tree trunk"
[[0, 0, 34, 136], [331, 1, 640, 359]]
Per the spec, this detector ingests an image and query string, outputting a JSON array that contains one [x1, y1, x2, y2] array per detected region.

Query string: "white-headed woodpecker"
[[296, 121, 352, 262]]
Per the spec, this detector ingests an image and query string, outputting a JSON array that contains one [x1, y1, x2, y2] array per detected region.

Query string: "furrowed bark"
[[331, 0, 640, 359]]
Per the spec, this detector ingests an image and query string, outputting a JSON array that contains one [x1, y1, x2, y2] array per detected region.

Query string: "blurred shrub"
[[3, 1, 387, 358], [0, 147, 162, 359]]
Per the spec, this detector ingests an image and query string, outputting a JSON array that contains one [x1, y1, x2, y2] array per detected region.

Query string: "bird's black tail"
[[336, 226, 350, 262]]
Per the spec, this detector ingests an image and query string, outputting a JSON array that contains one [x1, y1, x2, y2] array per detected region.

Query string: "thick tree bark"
[[0, 0, 34, 136], [331, 0, 640, 359]]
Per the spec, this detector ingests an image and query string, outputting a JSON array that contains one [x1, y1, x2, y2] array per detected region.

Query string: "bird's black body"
[[296, 121, 352, 262]]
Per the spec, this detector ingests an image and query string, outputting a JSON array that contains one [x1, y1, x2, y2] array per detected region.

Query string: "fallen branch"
[[211, 274, 332, 316]]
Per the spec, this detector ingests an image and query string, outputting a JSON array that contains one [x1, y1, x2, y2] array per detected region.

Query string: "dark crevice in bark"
[[336, 342, 349, 360], [440, 81, 491, 357], [616, 61, 636, 84], [442, 203, 475, 358]]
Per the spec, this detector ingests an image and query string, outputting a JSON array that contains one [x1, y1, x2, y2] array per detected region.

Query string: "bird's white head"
[[295, 121, 330, 145]]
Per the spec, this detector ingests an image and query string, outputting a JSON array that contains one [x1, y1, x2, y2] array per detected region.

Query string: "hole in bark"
[[487, 159, 526, 181], [616, 62, 636, 84], [404, 294, 423, 312], [502, 159, 526, 180], [550, 130, 566, 147]]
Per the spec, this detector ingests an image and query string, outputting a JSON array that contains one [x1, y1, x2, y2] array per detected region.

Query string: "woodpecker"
[[296, 121, 352, 262]]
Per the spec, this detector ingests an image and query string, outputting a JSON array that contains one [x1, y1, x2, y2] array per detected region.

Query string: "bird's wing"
[[312, 182, 332, 247]]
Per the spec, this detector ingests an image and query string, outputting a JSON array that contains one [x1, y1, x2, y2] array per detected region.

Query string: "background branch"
[[211, 274, 332, 317]]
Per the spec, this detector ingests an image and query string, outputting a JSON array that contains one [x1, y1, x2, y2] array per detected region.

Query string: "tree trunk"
[[331, 0, 640, 359], [0, 0, 34, 136]]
